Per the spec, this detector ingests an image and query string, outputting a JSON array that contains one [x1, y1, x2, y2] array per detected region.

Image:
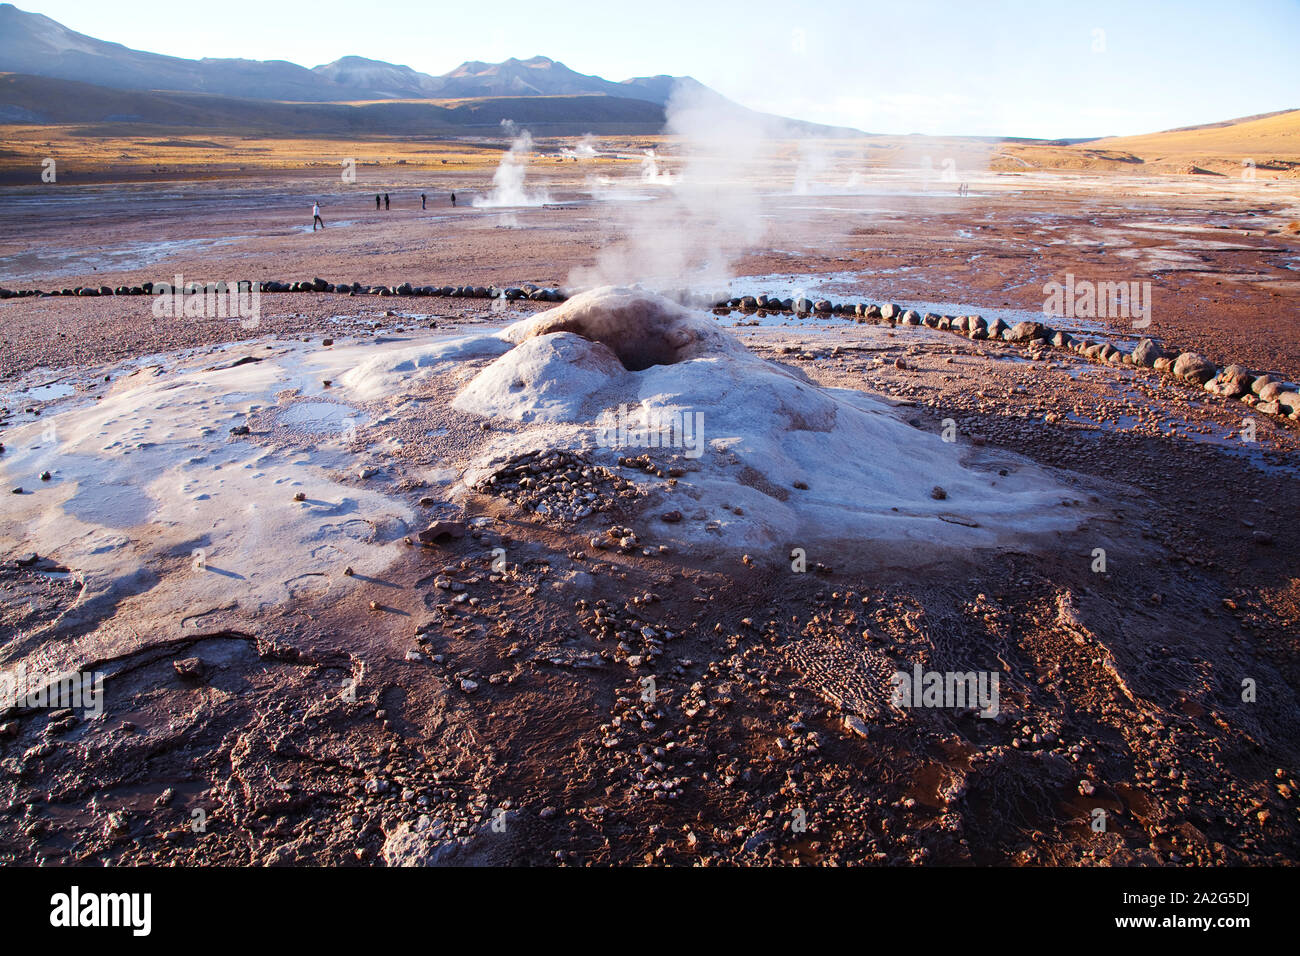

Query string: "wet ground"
[[2, 165, 1298, 379]]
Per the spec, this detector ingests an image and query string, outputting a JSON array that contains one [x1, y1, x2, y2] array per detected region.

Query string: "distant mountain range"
[[313, 55, 699, 105], [0, 1, 687, 104], [0, 3, 861, 135]]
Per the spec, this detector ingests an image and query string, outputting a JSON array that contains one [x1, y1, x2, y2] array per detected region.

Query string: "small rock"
[[1173, 351, 1216, 385], [419, 520, 467, 545], [173, 657, 205, 680], [1006, 320, 1048, 343], [843, 715, 870, 738], [1132, 338, 1165, 367]]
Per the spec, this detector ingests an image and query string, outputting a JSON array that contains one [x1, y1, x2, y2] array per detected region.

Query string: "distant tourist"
[[421, 193, 427, 210], [312, 202, 324, 231], [384, 193, 390, 210], [450, 192, 456, 207], [375, 194, 381, 210]]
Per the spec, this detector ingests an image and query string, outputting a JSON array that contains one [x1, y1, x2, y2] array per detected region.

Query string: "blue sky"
[[26, 0, 1300, 138]]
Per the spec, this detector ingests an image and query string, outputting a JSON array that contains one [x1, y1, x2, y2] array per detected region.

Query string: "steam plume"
[[474, 120, 552, 208], [568, 83, 771, 294]]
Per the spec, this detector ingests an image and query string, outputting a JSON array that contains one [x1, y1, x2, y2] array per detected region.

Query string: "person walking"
[[312, 201, 324, 231], [375, 194, 381, 210], [421, 193, 427, 210], [384, 193, 390, 210], [450, 192, 456, 207]]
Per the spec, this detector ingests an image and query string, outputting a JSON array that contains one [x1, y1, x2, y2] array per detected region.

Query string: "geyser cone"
[[454, 287, 1093, 564]]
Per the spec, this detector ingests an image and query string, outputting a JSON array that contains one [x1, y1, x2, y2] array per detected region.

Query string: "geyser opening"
[[502, 286, 740, 371]]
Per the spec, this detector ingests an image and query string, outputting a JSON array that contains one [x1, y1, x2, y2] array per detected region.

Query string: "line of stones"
[[0, 279, 567, 301], [716, 295, 1300, 422]]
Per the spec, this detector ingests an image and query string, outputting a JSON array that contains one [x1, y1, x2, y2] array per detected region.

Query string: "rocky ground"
[[1, 302, 1298, 866], [0, 169, 1297, 867]]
